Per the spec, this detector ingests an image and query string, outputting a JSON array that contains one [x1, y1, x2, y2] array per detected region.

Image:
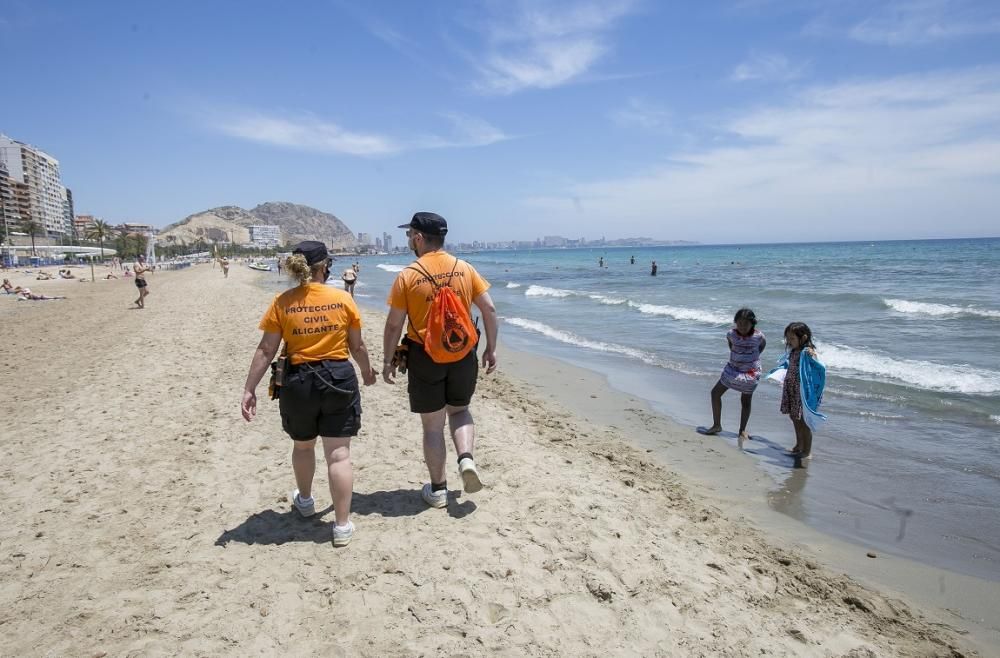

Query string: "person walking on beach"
[[700, 308, 766, 442], [220, 256, 230, 278], [342, 266, 357, 297], [650, 261, 658, 276], [241, 240, 377, 546], [133, 254, 151, 308], [381, 212, 498, 509], [772, 322, 826, 462]]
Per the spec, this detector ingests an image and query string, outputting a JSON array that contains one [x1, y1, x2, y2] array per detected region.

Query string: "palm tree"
[[20, 218, 43, 256], [86, 219, 112, 258]]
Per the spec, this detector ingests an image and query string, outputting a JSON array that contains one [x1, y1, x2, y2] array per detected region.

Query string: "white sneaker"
[[290, 490, 315, 517], [458, 457, 483, 494], [421, 483, 448, 508], [332, 521, 354, 547]]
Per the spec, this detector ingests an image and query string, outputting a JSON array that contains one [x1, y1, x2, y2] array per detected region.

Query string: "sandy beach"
[[0, 263, 988, 656]]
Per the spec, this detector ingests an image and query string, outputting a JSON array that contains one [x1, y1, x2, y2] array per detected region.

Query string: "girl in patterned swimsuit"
[[700, 308, 766, 441]]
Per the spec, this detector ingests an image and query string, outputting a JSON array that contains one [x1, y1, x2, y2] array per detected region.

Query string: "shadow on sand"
[[215, 488, 477, 546]]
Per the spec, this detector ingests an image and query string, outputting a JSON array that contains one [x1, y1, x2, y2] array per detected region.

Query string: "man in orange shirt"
[[382, 212, 498, 509]]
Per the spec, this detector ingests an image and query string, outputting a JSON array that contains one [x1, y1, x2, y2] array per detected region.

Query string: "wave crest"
[[377, 264, 405, 273], [884, 298, 1000, 320], [626, 301, 730, 325], [525, 285, 575, 298], [506, 282, 522, 288], [820, 343, 1000, 394]]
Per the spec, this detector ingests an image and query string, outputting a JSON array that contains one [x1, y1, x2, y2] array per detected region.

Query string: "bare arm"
[[382, 307, 407, 383], [348, 326, 376, 385], [473, 291, 498, 374], [241, 332, 281, 421]]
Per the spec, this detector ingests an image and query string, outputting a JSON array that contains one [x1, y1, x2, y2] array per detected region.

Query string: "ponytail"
[[284, 254, 312, 285]]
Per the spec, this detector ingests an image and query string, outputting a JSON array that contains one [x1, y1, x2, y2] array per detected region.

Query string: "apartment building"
[[0, 133, 69, 237], [249, 224, 281, 247]]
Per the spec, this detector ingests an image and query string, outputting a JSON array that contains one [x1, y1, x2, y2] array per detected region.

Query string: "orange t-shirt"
[[259, 283, 362, 364], [386, 251, 490, 344]]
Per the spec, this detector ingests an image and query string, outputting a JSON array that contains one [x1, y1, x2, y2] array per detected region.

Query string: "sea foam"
[[506, 282, 522, 288], [820, 343, 1000, 394], [525, 285, 575, 298], [884, 298, 1000, 320], [504, 317, 700, 374], [377, 263, 405, 273], [626, 301, 730, 325]]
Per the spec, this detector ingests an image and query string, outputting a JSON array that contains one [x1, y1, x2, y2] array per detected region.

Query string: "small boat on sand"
[[248, 261, 271, 272]]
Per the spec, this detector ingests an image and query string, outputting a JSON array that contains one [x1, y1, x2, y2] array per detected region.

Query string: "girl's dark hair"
[[784, 322, 815, 349], [734, 307, 757, 327]]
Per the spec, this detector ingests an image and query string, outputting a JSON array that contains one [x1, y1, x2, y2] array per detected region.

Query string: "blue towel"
[[768, 350, 828, 432]]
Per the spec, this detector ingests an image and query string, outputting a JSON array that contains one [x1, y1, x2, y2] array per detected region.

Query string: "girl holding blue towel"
[[774, 322, 827, 459]]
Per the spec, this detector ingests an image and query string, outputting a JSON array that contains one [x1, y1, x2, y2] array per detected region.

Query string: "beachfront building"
[[382, 231, 392, 252], [73, 214, 97, 238], [357, 232, 372, 247], [119, 222, 157, 237], [63, 187, 74, 236], [0, 160, 16, 243], [249, 224, 281, 247], [0, 133, 70, 238]]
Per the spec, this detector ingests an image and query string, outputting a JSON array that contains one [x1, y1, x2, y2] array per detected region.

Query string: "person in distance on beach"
[[382, 212, 498, 509], [241, 240, 377, 547], [220, 256, 230, 278], [341, 266, 357, 297], [133, 254, 151, 308], [699, 308, 766, 442], [651, 261, 658, 276]]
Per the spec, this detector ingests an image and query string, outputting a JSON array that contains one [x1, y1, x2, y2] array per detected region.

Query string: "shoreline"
[[0, 264, 990, 655], [496, 343, 1000, 651]]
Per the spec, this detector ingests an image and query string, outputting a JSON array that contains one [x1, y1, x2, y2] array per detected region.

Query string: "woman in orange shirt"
[[241, 241, 376, 547]]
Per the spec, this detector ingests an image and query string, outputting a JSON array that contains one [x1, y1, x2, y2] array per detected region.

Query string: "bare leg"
[[789, 417, 804, 454], [703, 381, 726, 434], [447, 405, 475, 456], [420, 409, 449, 484], [794, 417, 813, 458], [291, 439, 316, 499], [738, 392, 753, 439], [322, 436, 353, 526]]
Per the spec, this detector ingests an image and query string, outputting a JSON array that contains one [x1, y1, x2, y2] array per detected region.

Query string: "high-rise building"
[[63, 188, 74, 237], [375, 237, 383, 251], [358, 232, 372, 246], [0, 133, 69, 237], [382, 232, 392, 252]]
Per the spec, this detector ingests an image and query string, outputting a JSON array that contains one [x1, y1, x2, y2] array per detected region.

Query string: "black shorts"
[[278, 360, 361, 440], [135, 278, 147, 288], [406, 344, 478, 413]]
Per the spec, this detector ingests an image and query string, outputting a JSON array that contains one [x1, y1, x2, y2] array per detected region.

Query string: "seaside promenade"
[[0, 264, 980, 655]]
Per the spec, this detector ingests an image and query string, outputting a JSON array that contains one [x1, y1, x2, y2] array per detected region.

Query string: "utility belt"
[[288, 358, 348, 373]]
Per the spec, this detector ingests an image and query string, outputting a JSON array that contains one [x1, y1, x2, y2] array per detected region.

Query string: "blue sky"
[[2, 0, 999, 244]]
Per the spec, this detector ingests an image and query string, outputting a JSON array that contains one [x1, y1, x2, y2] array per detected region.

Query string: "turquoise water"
[[296, 239, 1000, 580]]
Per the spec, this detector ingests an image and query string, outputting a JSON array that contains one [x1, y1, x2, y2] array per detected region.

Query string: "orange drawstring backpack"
[[406, 259, 478, 363]]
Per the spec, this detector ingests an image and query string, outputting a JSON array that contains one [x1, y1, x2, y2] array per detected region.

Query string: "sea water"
[[330, 238, 998, 580]]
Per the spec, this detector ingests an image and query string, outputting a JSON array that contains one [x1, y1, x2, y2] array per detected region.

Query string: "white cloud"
[[731, 51, 808, 82], [522, 68, 1000, 241], [215, 113, 400, 156], [209, 109, 509, 156], [470, 0, 638, 94], [611, 98, 671, 131], [846, 0, 1000, 45]]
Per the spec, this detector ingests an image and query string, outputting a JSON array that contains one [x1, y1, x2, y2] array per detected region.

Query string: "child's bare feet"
[[698, 425, 722, 435]]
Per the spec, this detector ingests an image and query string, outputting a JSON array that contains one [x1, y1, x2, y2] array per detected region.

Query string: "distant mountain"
[[158, 202, 358, 250]]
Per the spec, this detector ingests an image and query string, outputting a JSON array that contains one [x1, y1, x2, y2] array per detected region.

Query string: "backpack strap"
[[405, 257, 461, 290]]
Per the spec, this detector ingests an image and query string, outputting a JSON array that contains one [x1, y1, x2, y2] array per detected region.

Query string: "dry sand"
[[0, 263, 982, 656]]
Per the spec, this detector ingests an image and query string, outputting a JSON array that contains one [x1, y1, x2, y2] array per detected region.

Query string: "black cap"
[[398, 211, 448, 237], [292, 240, 329, 265]]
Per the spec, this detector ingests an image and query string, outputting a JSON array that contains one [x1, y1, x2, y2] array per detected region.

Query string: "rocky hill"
[[157, 202, 358, 250]]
